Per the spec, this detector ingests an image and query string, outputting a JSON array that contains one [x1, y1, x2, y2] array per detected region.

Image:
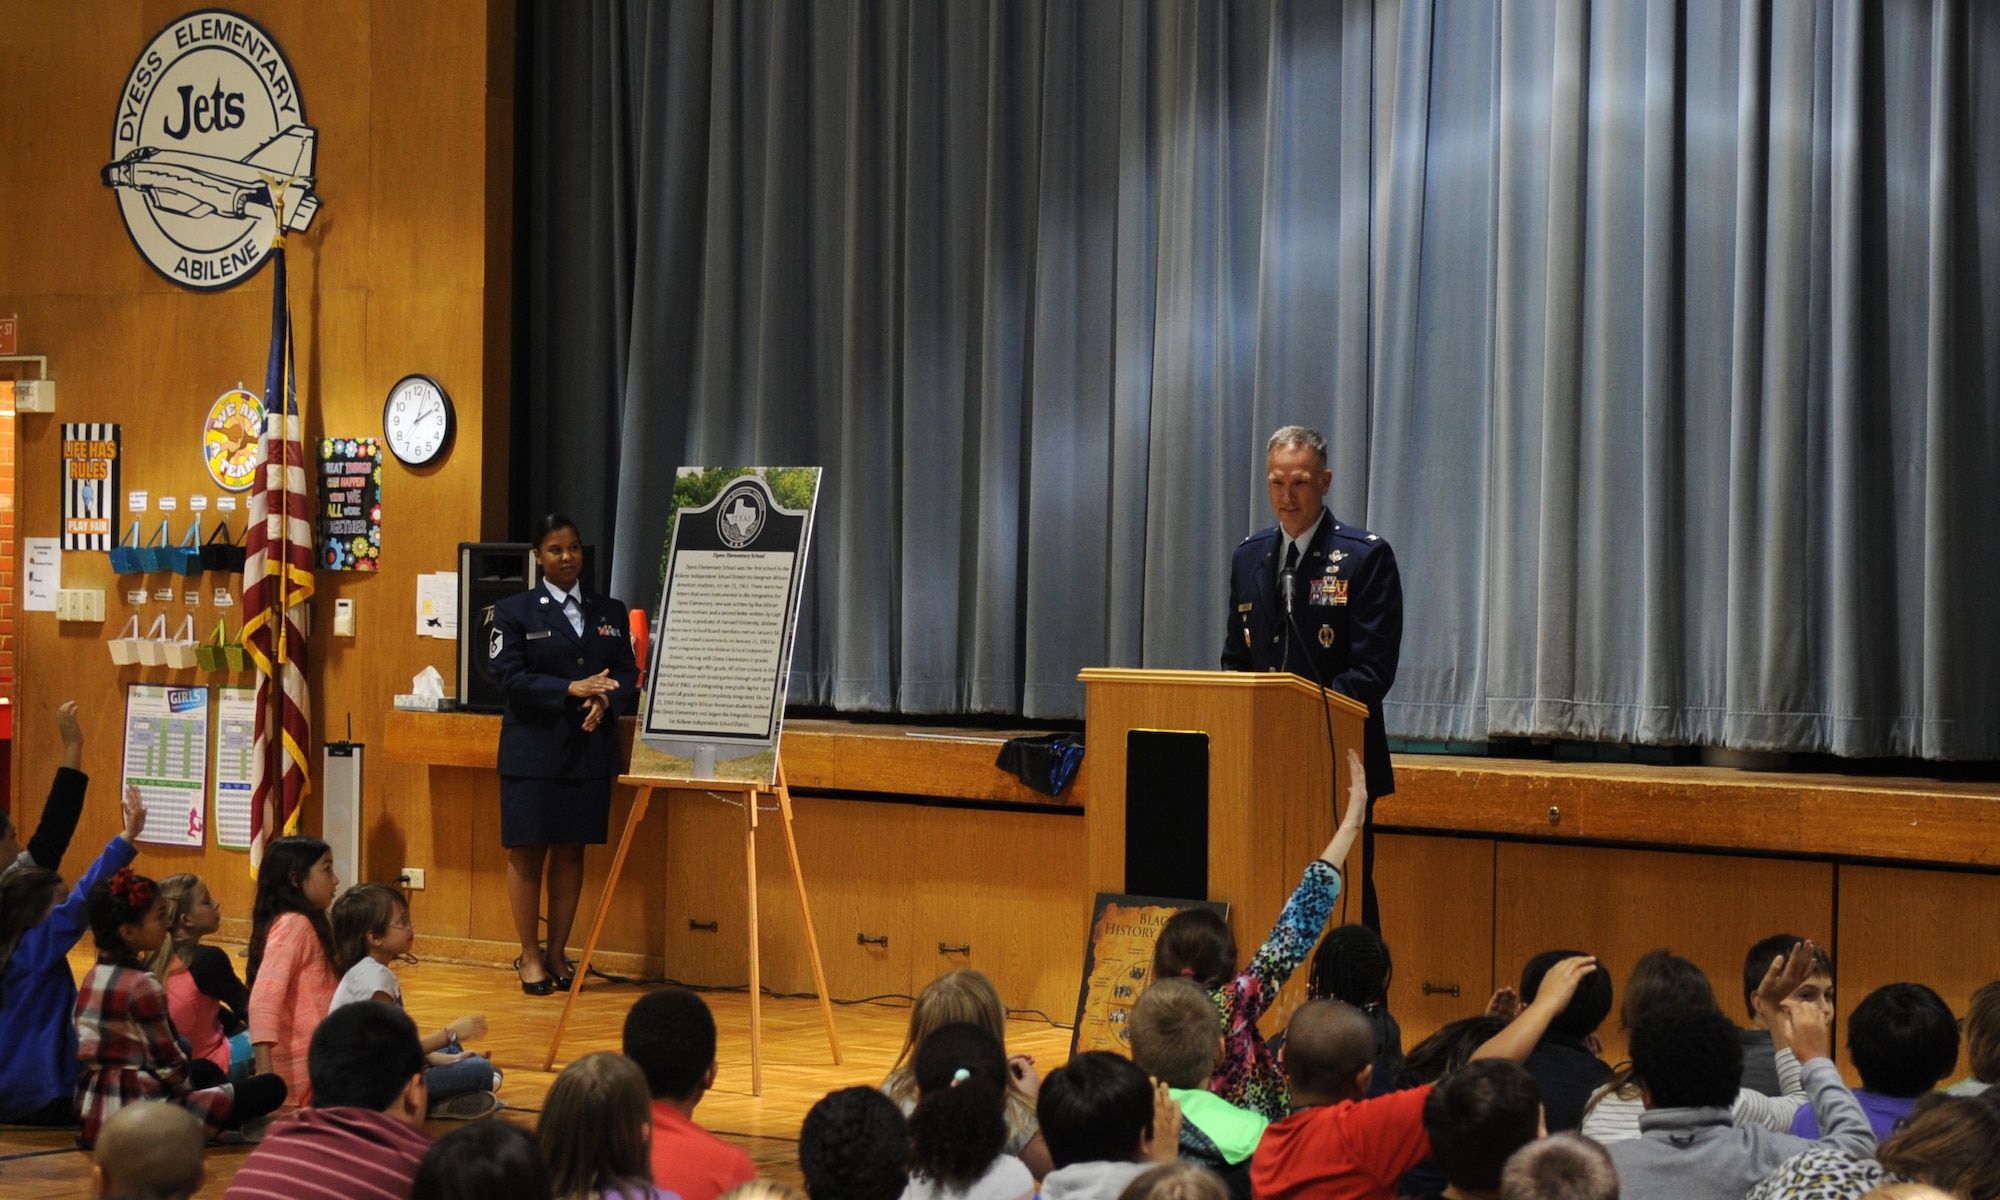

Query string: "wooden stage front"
[[381, 713, 2000, 1076]]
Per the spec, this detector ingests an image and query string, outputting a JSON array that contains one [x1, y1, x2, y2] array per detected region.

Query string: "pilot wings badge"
[[103, 11, 321, 291]]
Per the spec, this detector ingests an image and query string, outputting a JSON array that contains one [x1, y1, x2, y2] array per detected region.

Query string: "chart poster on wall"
[[61, 423, 120, 551], [1069, 894, 1230, 1058], [212, 685, 257, 849], [204, 389, 265, 491], [103, 10, 321, 290], [123, 684, 211, 848], [633, 468, 821, 786], [317, 438, 382, 570]]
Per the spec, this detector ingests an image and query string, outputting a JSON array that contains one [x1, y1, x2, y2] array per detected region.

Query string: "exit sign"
[[0, 316, 15, 355]]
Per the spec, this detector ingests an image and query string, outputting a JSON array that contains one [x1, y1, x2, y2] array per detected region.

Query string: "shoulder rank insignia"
[[1366, 533, 1378, 541], [1309, 576, 1349, 606]]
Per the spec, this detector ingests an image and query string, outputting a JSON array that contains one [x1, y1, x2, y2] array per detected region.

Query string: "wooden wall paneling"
[[1373, 833, 1495, 1050], [747, 795, 915, 1003], [0, 0, 508, 941], [0, 1, 156, 295], [403, 765, 476, 939], [910, 807, 1091, 1022], [1493, 843, 1833, 1069], [660, 787, 755, 984], [1832, 864, 2000, 1087]]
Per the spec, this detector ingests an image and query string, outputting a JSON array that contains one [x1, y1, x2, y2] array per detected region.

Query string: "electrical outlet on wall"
[[400, 868, 426, 890]]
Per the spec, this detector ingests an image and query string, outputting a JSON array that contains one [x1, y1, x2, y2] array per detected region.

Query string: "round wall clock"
[[383, 374, 455, 466]]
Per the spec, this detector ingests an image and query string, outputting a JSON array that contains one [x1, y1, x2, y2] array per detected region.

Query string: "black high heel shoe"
[[546, 949, 578, 992], [515, 955, 554, 996]]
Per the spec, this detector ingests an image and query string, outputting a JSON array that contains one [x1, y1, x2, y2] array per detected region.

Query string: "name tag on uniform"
[[526, 630, 552, 641]]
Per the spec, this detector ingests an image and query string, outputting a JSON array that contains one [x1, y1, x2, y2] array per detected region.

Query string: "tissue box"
[[393, 694, 457, 712]]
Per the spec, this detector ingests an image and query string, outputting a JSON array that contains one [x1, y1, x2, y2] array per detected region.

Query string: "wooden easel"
[[541, 758, 843, 1093]]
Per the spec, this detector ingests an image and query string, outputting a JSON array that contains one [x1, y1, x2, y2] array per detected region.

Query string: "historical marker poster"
[[637, 467, 821, 785]]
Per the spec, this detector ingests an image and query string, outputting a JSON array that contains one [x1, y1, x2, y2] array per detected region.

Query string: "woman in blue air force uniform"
[[487, 514, 640, 995]]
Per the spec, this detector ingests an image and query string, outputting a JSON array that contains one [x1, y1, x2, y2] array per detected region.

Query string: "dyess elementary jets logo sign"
[[102, 10, 320, 290]]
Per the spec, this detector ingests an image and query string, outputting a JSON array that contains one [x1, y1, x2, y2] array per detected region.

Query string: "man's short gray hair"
[[1500, 1133, 1618, 1200], [1267, 426, 1329, 471]]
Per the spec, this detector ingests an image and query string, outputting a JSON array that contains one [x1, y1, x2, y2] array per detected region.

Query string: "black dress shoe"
[[550, 956, 578, 992], [515, 955, 554, 996]]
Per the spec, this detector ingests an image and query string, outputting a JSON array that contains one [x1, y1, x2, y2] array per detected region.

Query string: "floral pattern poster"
[[317, 438, 382, 571]]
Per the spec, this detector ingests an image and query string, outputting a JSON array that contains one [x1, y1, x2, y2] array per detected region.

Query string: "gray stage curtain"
[[516, 0, 2000, 759]]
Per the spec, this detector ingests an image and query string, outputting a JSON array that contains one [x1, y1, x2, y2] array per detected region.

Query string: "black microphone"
[[1278, 567, 1296, 671]]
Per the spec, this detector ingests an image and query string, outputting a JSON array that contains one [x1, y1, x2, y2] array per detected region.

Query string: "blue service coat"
[[488, 584, 641, 779], [1222, 509, 1403, 798]]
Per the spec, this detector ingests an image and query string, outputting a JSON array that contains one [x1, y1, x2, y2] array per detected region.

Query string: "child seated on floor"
[[1949, 981, 2000, 1096], [902, 1022, 1035, 1200], [1510, 949, 1612, 1133], [1036, 1052, 1182, 1200], [883, 968, 1051, 1177], [1602, 966, 1875, 1200], [1421, 1059, 1543, 1200], [92, 1100, 207, 1200], [329, 882, 500, 1119], [1118, 1163, 1232, 1200], [1789, 982, 1960, 1141], [801, 1086, 910, 1200], [1739, 933, 1836, 1097], [246, 835, 341, 1105], [414, 1119, 552, 1200], [1307, 924, 1402, 1070], [1498, 1134, 1618, 1200], [540, 1051, 670, 1200], [625, 987, 758, 1200], [1582, 947, 1814, 1141], [1129, 977, 1265, 1195], [1253, 955, 1598, 1200], [1152, 748, 1371, 1119], [152, 873, 253, 1082], [0, 784, 144, 1127], [1748, 1091, 2000, 1200], [0, 700, 90, 884], [75, 867, 289, 1145]]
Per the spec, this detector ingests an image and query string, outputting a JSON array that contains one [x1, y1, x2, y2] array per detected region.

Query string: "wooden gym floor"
[[0, 946, 1076, 1200]]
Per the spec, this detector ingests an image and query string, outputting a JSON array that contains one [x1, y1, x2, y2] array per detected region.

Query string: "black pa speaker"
[[455, 541, 598, 713]]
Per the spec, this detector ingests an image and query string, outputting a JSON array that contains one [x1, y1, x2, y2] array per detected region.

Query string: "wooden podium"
[[1078, 669, 1369, 1017]]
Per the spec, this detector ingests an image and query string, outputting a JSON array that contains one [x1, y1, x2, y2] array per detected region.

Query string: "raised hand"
[[1486, 986, 1522, 1021], [1321, 748, 1372, 866], [1778, 994, 1831, 1063], [58, 701, 84, 770], [1145, 1078, 1183, 1163], [1526, 956, 1600, 1015], [1007, 1054, 1042, 1100], [1753, 940, 1819, 1021], [120, 785, 148, 844]]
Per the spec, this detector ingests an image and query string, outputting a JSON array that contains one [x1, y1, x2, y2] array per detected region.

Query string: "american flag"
[[242, 224, 314, 875]]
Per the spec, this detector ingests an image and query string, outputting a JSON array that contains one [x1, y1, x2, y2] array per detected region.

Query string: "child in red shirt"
[[623, 988, 755, 1200], [1252, 956, 1598, 1200]]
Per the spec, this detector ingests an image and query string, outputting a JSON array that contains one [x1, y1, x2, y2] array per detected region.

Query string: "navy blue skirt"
[[499, 775, 612, 848]]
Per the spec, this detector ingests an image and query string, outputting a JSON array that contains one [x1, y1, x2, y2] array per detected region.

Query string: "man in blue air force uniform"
[[1223, 425, 1403, 931]]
